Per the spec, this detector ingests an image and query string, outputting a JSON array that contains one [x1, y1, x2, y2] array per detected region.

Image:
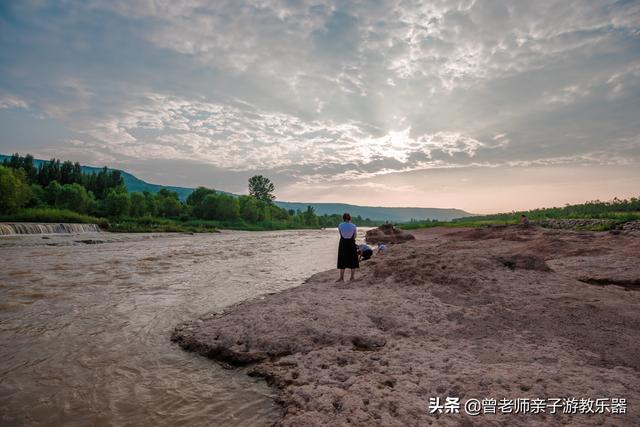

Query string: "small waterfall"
[[0, 223, 102, 235]]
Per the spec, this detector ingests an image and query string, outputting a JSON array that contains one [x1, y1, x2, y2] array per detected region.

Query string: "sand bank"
[[173, 226, 640, 426]]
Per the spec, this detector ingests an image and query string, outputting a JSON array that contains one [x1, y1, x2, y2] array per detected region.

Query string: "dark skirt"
[[337, 237, 359, 269]]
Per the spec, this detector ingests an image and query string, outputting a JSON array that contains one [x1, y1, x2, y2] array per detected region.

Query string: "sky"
[[0, 0, 639, 213]]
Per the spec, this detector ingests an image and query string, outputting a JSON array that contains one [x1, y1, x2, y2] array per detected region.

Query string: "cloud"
[[606, 61, 640, 98], [0, 93, 28, 110], [544, 85, 592, 105], [66, 92, 496, 178], [84, 0, 639, 95], [0, 0, 638, 205]]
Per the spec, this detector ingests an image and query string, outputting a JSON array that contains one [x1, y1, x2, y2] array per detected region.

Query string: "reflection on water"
[[0, 229, 342, 426]]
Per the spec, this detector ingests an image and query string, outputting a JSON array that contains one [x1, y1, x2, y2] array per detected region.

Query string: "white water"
[[0, 222, 101, 235], [0, 229, 347, 426]]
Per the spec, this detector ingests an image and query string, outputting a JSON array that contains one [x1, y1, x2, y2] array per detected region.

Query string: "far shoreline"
[[0, 220, 340, 235]]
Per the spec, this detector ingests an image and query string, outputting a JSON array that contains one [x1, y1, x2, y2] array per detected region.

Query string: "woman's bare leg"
[[337, 269, 345, 282], [349, 269, 356, 281]]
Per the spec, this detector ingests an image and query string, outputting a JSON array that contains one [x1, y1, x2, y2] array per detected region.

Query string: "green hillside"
[[95, 168, 195, 201]]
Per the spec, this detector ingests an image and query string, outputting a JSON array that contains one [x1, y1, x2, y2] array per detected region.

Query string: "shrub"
[[0, 165, 31, 214], [105, 188, 131, 217]]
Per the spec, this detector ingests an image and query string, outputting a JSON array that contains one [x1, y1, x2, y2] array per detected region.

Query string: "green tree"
[[0, 165, 31, 214], [217, 194, 240, 221], [186, 187, 216, 207], [187, 187, 217, 218], [198, 194, 219, 220], [4, 154, 124, 203], [156, 189, 182, 217], [71, 162, 83, 184], [27, 183, 46, 208], [44, 181, 63, 206], [105, 188, 131, 217], [23, 154, 38, 182], [57, 183, 94, 213], [143, 191, 158, 216], [129, 192, 147, 217], [37, 158, 62, 186], [5, 153, 38, 183], [302, 205, 318, 226], [199, 193, 240, 221], [86, 167, 124, 199], [239, 195, 260, 222], [158, 196, 182, 217], [248, 175, 275, 203], [270, 204, 289, 221], [256, 200, 271, 221], [60, 160, 75, 184]]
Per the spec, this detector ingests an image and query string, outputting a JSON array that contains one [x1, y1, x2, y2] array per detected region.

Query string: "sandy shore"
[[172, 226, 640, 426]]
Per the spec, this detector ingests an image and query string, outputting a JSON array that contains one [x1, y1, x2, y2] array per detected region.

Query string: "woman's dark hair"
[[343, 213, 351, 221]]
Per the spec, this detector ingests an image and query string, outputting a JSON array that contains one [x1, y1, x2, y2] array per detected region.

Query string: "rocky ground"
[[536, 218, 640, 231], [173, 226, 640, 426]]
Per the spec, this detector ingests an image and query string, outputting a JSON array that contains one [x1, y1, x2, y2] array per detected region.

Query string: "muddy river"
[[0, 229, 347, 426]]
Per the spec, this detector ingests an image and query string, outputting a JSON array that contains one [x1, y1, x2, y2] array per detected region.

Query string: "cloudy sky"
[[1, 0, 639, 213]]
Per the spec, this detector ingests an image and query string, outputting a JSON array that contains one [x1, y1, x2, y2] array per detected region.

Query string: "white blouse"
[[338, 222, 356, 239]]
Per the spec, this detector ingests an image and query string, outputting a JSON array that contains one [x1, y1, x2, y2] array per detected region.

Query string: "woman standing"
[[337, 213, 359, 282]]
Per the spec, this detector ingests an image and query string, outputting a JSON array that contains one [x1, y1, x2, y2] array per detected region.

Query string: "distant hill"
[[273, 201, 470, 222], [101, 168, 196, 200], [1, 154, 472, 221]]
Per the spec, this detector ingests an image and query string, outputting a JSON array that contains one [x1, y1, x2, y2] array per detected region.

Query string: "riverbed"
[[175, 227, 640, 426], [0, 229, 346, 426]]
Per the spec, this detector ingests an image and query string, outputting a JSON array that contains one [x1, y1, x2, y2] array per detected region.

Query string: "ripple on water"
[[0, 229, 338, 426]]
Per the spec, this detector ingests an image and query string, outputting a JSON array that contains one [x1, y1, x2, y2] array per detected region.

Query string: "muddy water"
[[0, 229, 346, 426]]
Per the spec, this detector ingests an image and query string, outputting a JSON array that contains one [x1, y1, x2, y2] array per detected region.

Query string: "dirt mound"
[[364, 224, 415, 244]]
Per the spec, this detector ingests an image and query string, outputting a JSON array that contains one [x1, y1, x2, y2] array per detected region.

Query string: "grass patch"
[[107, 217, 323, 232], [107, 216, 218, 233]]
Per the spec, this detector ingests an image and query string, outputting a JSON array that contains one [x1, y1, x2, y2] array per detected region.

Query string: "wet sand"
[[174, 226, 640, 426]]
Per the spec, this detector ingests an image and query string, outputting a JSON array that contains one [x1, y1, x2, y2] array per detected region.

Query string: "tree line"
[[1, 154, 125, 216], [1, 153, 381, 229]]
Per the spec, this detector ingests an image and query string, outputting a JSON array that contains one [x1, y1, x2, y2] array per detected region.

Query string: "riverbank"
[[0, 219, 322, 234], [173, 226, 640, 426]]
